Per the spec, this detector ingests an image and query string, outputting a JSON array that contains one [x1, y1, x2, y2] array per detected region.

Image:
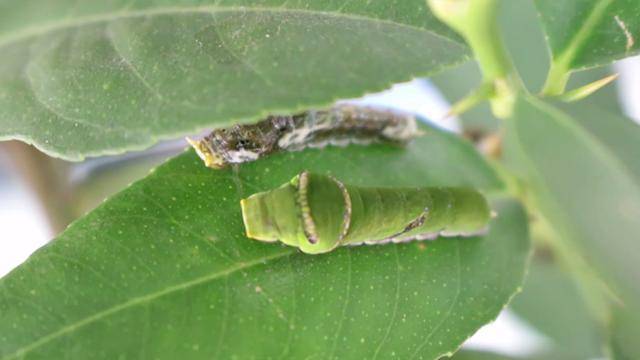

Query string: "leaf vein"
[[328, 249, 352, 360], [0, 6, 462, 51], [409, 242, 462, 359], [372, 246, 401, 359], [2, 250, 293, 360]]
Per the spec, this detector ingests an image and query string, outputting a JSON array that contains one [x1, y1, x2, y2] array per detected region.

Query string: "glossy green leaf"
[[510, 260, 604, 359], [504, 96, 640, 312], [557, 103, 640, 180], [0, 125, 530, 359], [0, 0, 467, 160], [535, 0, 640, 70]]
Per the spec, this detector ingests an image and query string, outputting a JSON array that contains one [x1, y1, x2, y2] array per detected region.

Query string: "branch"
[[428, 0, 522, 119]]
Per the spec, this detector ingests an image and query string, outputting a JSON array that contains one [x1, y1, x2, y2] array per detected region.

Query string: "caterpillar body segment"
[[189, 105, 422, 169], [241, 172, 492, 254]]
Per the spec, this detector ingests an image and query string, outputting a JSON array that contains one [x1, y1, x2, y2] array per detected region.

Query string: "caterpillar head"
[[186, 137, 225, 169], [240, 172, 350, 254]]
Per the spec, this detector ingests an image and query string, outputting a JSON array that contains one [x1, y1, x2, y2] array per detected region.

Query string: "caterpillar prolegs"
[[241, 172, 492, 254], [188, 105, 422, 169]]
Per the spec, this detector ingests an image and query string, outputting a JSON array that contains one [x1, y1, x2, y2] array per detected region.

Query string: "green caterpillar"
[[240, 172, 492, 254]]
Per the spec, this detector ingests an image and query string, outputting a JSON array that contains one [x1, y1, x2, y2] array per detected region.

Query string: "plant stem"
[[459, 0, 511, 80], [541, 62, 571, 96], [2, 141, 75, 235], [428, 0, 522, 119]]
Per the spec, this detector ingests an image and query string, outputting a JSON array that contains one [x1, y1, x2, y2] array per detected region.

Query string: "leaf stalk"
[[428, 0, 522, 119]]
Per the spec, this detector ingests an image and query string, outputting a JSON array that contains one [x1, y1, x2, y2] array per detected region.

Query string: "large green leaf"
[[504, 96, 640, 311], [0, 125, 530, 359], [557, 103, 640, 180], [0, 0, 467, 160], [535, 0, 640, 71]]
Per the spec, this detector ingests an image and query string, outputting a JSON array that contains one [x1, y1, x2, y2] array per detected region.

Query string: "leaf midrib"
[[2, 249, 294, 360], [549, 0, 613, 70], [0, 5, 458, 50]]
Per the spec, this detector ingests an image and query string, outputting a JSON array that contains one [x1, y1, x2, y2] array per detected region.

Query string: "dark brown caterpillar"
[[187, 104, 423, 169]]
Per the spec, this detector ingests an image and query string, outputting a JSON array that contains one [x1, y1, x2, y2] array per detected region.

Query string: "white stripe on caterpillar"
[[187, 104, 424, 169]]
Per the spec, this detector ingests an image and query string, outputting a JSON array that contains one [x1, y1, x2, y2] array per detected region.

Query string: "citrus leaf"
[[557, 103, 640, 181], [0, 0, 468, 160], [535, 0, 640, 71], [0, 125, 529, 359], [504, 96, 640, 312]]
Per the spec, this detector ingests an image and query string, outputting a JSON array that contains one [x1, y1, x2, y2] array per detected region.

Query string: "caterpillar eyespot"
[[188, 104, 423, 169], [240, 172, 492, 255]]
